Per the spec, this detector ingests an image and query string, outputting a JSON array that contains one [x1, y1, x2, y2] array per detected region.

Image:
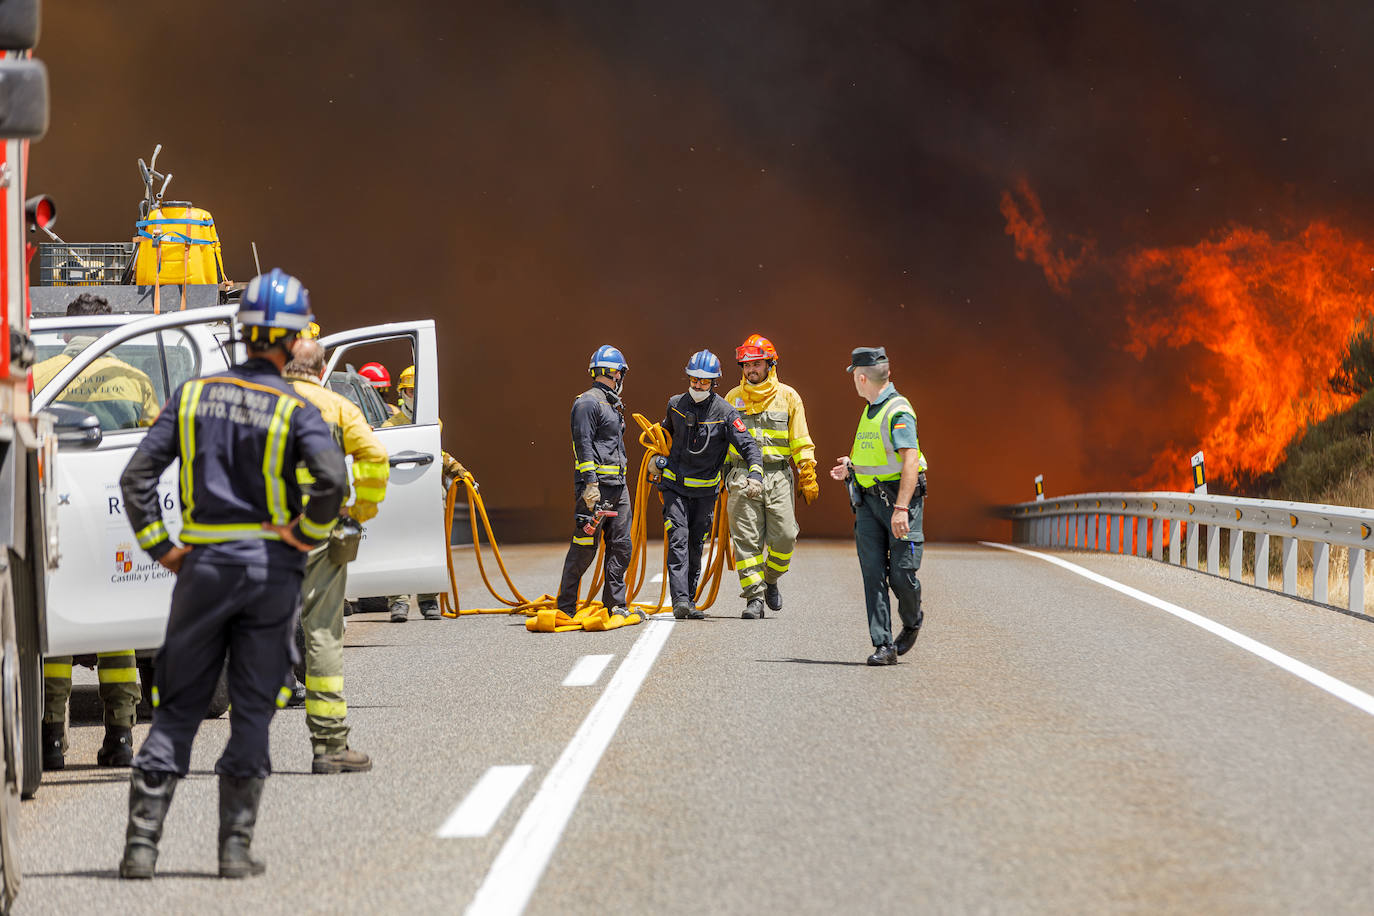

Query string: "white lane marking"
[[562, 654, 614, 687], [983, 541, 1374, 718], [437, 765, 533, 839], [466, 616, 674, 916]]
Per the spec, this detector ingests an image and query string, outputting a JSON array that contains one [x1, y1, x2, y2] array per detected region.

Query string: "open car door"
[[32, 306, 237, 654], [320, 320, 448, 598]]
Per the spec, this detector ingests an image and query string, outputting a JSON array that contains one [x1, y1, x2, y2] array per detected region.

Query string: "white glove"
[[582, 480, 601, 510], [743, 476, 764, 500]]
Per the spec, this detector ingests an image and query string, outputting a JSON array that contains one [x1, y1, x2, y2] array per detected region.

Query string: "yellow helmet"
[[298, 320, 321, 340], [398, 365, 415, 392]]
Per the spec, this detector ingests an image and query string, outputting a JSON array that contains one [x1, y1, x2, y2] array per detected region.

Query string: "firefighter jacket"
[[659, 392, 764, 498], [33, 338, 161, 430], [120, 358, 347, 569], [724, 374, 815, 470], [287, 373, 390, 523], [570, 380, 627, 487]]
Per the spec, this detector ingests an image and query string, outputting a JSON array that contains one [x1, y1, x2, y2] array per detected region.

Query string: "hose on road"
[[435, 412, 735, 632]]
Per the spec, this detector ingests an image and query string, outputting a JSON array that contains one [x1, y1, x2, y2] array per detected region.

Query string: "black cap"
[[846, 346, 888, 372]]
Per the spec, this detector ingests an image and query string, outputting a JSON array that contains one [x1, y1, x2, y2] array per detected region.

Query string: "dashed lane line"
[[562, 654, 614, 687], [465, 615, 674, 916], [438, 765, 533, 839], [983, 541, 1374, 718]]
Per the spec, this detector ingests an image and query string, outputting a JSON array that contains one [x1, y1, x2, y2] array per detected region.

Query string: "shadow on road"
[[756, 658, 870, 667], [26, 868, 221, 881]]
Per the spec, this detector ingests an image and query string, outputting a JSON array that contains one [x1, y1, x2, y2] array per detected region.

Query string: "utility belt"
[[847, 475, 926, 512]]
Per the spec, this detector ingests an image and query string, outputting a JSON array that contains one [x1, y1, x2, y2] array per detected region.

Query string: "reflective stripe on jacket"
[[570, 382, 627, 485], [724, 380, 815, 468]]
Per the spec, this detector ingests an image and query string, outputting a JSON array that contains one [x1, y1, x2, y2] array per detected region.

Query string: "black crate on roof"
[[36, 242, 136, 287]]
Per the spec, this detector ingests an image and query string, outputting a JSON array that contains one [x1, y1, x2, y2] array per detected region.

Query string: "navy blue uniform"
[[659, 393, 764, 603], [121, 358, 346, 779], [557, 381, 633, 612]]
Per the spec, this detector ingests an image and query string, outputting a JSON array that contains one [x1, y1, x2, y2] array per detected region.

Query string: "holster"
[[328, 516, 363, 565]]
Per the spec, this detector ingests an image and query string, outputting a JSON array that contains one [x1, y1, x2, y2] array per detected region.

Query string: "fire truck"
[[0, 1, 53, 910]]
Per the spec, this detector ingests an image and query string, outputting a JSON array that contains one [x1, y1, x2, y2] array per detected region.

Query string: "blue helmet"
[[239, 268, 313, 345], [589, 345, 628, 375], [685, 349, 722, 379]]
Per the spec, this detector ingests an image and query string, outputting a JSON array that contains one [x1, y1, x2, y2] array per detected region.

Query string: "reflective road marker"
[[438, 765, 533, 839]]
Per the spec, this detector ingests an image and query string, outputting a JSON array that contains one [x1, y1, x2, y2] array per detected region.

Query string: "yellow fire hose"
[[435, 413, 737, 632]]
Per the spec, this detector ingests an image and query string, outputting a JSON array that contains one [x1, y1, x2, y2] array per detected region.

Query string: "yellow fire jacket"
[[724, 375, 816, 468], [288, 374, 390, 522], [33, 340, 161, 430]]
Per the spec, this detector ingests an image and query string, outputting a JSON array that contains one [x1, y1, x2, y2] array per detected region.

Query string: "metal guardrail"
[[1004, 491, 1374, 612]]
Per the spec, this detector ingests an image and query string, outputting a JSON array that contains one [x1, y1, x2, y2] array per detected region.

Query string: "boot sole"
[[312, 759, 373, 775], [119, 866, 154, 880], [219, 863, 267, 879]]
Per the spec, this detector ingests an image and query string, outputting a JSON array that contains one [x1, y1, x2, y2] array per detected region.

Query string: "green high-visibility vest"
[[849, 394, 922, 488]]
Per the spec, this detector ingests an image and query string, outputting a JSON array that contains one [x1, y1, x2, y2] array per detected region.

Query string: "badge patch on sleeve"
[[733, 418, 746, 432]]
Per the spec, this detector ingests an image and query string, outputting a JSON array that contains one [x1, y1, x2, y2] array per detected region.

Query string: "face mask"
[[688, 387, 710, 403], [401, 391, 415, 414]]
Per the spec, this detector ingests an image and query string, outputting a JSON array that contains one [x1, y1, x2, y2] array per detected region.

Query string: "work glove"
[[348, 501, 379, 523], [582, 480, 601, 510], [796, 459, 820, 505], [743, 475, 764, 501]]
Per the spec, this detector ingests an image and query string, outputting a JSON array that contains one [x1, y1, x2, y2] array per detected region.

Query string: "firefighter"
[[34, 293, 153, 769], [358, 361, 399, 417], [556, 346, 634, 619], [382, 364, 467, 620], [32, 292, 159, 428], [724, 335, 819, 619], [116, 269, 347, 879], [657, 350, 764, 618], [284, 340, 388, 774]]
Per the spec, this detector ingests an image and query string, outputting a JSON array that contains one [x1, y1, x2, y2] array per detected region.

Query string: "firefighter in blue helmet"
[[116, 269, 347, 880], [657, 350, 765, 618], [556, 346, 636, 619]]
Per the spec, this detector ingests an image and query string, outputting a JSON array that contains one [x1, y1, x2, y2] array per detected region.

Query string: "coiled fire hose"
[[435, 413, 736, 632]]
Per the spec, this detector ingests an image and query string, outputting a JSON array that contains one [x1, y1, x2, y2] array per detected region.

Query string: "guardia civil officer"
[[658, 350, 764, 618], [556, 346, 635, 619], [116, 269, 347, 880], [829, 347, 927, 666]]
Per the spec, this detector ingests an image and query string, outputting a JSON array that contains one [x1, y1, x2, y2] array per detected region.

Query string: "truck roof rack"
[[30, 283, 237, 318]]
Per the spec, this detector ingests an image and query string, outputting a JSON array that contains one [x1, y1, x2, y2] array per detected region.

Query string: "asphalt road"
[[15, 540, 1374, 914]]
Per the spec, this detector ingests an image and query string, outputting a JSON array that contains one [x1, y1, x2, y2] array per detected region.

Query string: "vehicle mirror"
[[41, 403, 102, 449], [0, 59, 47, 139]]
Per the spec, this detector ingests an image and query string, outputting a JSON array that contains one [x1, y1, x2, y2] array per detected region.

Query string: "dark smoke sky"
[[29, 1, 1374, 539]]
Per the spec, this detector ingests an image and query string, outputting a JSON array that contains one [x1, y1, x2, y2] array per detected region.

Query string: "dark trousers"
[[854, 489, 923, 647], [557, 481, 633, 612], [133, 552, 301, 779], [663, 489, 716, 602]]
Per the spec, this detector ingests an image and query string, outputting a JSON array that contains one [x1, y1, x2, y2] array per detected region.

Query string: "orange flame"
[[999, 178, 1093, 293], [1125, 223, 1374, 485]]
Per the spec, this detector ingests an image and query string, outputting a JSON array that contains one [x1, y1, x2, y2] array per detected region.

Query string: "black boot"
[[41, 721, 64, 771], [97, 725, 134, 767], [119, 768, 178, 879], [765, 581, 782, 612], [218, 775, 267, 878]]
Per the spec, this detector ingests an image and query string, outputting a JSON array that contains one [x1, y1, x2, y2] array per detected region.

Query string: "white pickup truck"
[[31, 305, 451, 656]]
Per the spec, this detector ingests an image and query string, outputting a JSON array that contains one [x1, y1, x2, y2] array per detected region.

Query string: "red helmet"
[[735, 334, 778, 365], [358, 362, 391, 389]]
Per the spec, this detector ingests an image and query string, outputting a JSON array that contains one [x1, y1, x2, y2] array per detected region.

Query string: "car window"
[[31, 327, 199, 432], [326, 370, 389, 426]]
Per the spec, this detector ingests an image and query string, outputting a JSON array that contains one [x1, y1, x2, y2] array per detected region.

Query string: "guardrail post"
[[1313, 542, 1329, 605], [1186, 521, 1199, 570], [1078, 514, 1086, 548], [1133, 518, 1145, 557], [1151, 519, 1162, 561], [1206, 524, 1220, 575], [1281, 537, 1298, 595], [1350, 547, 1365, 614], [1255, 532, 1270, 588], [1091, 514, 1099, 551], [1229, 529, 1244, 583], [1108, 515, 1118, 553], [1169, 519, 1181, 565]]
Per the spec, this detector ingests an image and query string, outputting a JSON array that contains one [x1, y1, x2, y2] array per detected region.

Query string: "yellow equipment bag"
[[134, 203, 226, 286]]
